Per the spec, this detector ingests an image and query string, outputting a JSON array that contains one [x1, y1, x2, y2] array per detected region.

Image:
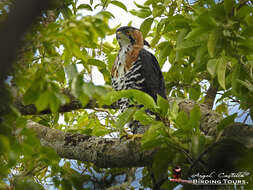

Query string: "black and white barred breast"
[[111, 48, 145, 111], [111, 46, 167, 113]]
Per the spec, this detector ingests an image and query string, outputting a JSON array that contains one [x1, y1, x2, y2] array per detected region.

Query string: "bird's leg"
[[124, 133, 143, 140], [120, 128, 143, 141]]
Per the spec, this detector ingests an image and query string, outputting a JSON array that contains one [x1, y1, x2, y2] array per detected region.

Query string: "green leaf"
[[48, 93, 60, 113], [150, 33, 161, 47], [77, 4, 93, 11], [217, 113, 237, 131], [82, 83, 95, 99], [175, 28, 188, 61], [224, 0, 235, 15], [130, 8, 152, 18], [215, 103, 228, 115], [158, 41, 172, 61], [169, 101, 179, 121], [237, 80, 253, 92], [164, 15, 189, 32], [152, 4, 165, 17], [115, 107, 136, 129], [35, 91, 50, 112], [141, 122, 165, 150], [231, 65, 240, 94], [185, 27, 207, 40], [157, 95, 169, 116], [140, 17, 153, 38], [133, 109, 154, 125], [97, 11, 115, 19], [208, 29, 219, 58], [195, 12, 217, 29], [92, 125, 109, 136], [62, 7, 72, 18], [78, 93, 89, 106], [62, 179, 72, 190], [101, 89, 157, 109], [23, 80, 42, 104], [134, 1, 149, 9], [0, 135, 10, 152], [174, 111, 189, 129], [188, 105, 201, 131], [191, 134, 206, 159], [65, 64, 78, 83], [217, 56, 227, 90], [129, 89, 157, 108], [110, 1, 127, 12], [71, 75, 83, 97], [189, 85, 201, 101], [207, 59, 217, 77], [87, 59, 106, 69], [152, 148, 171, 180], [175, 38, 202, 51]]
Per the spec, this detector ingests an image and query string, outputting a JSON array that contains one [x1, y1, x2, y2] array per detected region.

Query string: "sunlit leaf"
[[88, 58, 106, 69], [97, 11, 115, 19], [231, 65, 240, 94], [100, 89, 157, 109], [140, 17, 153, 38], [35, 91, 50, 112], [133, 109, 154, 125], [141, 122, 165, 150], [157, 95, 169, 116], [77, 4, 93, 11], [207, 29, 219, 58], [130, 8, 152, 18], [217, 56, 227, 90], [110, 1, 127, 12], [185, 27, 207, 40], [152, 4, 165, 17], [175, 28, 188, 61], [65, 64, 78, 83], [169, 101, 179, 121], [207, 59, 217, 77], [189, 105, 201, 131], [174, 111, 189, 129], [49, 92, 60, 113], [115, 107, 136, 129], [92, 125, 109, 136]]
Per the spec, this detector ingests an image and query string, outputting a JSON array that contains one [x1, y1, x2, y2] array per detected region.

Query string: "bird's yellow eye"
[[125, 31, 130, 35]]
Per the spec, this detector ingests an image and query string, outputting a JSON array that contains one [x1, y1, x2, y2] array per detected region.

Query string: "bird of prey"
[[111, 26, 166, 134]]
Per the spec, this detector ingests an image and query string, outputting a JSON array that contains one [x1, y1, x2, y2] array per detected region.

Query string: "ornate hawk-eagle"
[[111, 26, 166, 132]]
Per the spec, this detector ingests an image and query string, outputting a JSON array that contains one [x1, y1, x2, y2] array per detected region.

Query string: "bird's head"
[[116, 26, 150, 48]]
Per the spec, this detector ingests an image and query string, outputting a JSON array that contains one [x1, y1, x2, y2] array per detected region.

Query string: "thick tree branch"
[[27, 113, 253, 169], [14, 90, 116, 115], [17, 94, 253, 136], [27, 121, 154, 168], [15, 99, 114, 115]]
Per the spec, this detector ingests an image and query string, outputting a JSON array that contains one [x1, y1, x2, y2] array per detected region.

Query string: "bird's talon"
[[121, 134, 143, 141]]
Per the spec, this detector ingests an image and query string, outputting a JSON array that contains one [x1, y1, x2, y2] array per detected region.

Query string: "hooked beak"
[[116, 31, 122, 41]]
